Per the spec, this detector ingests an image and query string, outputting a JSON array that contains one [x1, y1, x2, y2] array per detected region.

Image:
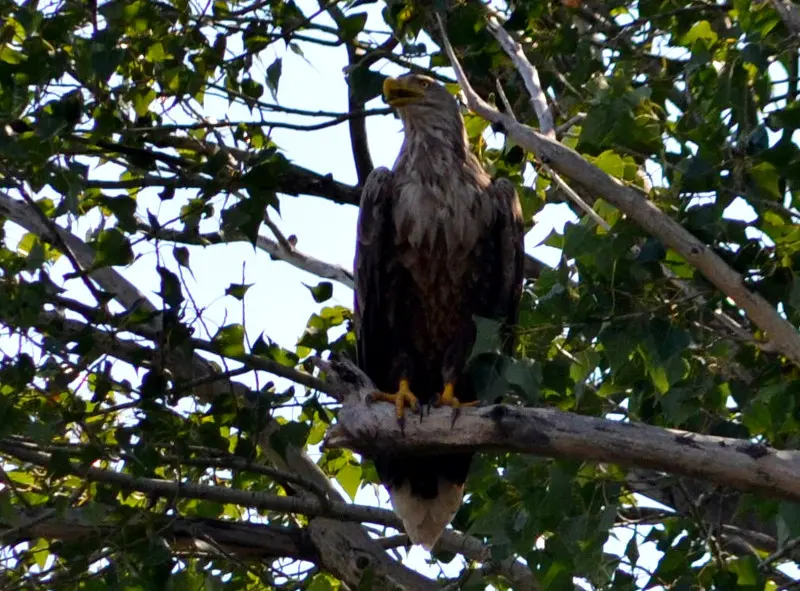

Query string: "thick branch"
[[325, 368, 800, 504], [436, 17, 800, 369]]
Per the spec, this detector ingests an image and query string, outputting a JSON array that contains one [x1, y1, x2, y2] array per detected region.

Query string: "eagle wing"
[[353, 167, 396, 386], [477, 177, 525, 352]]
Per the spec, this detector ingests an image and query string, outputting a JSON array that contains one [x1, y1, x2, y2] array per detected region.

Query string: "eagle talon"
[[367, 379, 420, 431], [434, 382, 479, 427]]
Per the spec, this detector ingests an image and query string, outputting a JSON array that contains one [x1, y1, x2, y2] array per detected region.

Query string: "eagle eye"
[[419, 80, 431, 89]]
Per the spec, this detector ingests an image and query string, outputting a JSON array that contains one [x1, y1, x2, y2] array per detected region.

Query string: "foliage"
[[0, 0, 799, 589]]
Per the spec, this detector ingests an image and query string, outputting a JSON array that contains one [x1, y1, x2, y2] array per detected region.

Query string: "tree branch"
[[140, 224, 355, 288], [0, 190, 160, 328], [0, 440, 403, 528], [3, 308, 537, 589], [771, 0, 800, 36], [123, 108, 391, 134], [1, 507, 316, 561], [322, 359, 800, 504], [486, 16, 555, 137], [435, 14, 800, 369]]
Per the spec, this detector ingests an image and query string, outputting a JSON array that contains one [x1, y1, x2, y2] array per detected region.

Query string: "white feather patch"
[[388, 479, 464, 551]]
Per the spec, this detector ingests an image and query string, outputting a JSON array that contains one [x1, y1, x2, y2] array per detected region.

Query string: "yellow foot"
[[367, 379, 420, 427]]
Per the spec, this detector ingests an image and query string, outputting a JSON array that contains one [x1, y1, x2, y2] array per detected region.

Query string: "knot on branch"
[[310, 355, 374, 403]]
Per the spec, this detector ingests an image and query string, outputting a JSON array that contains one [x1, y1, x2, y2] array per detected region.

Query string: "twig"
[[263, 211, 294, 252], [125, 108, 391, 133], [545, 164, 611, 230], [495, 78, 515, 116], [175, 455, 332, 509], [760, 536, 800, 571], [495, 72, 607, 229], [556, 112, 586, 137], [143, 223, 355, 287]]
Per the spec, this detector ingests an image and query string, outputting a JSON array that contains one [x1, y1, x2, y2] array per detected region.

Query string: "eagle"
[[353, 73, 524, 549]]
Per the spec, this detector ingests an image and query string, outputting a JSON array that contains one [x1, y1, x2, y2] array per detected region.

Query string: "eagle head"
[[382, 74, 461, 129]]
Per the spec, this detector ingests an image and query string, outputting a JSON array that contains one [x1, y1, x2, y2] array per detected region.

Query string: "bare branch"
[[556, 113, 586, 137], [255, 235, 355, 288], [543, 163, 610, 229], [435, 15, 800, 369], [141, 223, 348, 289], [486, 16, 555, 137], [323, 359, 800, 504], [123, 107, 391, 134]]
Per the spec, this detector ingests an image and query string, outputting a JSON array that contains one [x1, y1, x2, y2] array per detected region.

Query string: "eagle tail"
[[389, 478, 464, 550]]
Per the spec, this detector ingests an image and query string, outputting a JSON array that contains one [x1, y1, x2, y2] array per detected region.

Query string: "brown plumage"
[[353, 74, 524, 549]]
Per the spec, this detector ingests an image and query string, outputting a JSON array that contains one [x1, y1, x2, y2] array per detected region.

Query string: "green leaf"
[[221, 196, 271, 246], [241, 77, 264, 101], [145, 42, 166, 62], [348, 67, 386, 103], [225, 282, 253, 300], [157, 266, 183, 308], [0, 44, 25, 64], [679, 21, 718, 46], [777, 502, 800, 545], [727, 556, 760, 586], [172, 246, 190, 270], [252, 334, 299, 366], [340, 13, 367, 41], [748, 161, 782, 200], [98, 195, 137, 233], [132, 87, 156, 117], [269, 421, 310, 460], [306, 574, 335, 591], [592, 150, 626, 179], [470, 316, 505, 358], [266, 58, 282, 101], [212, 324, 246, 358], [90, 229, 134, 268], [336, 462, 362, 500], [767, 102, 800, 130], [305, 281, 333, 303], [503, 358, 541, 403]]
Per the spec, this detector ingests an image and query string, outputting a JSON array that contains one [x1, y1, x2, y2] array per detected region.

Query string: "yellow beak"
[[383, 77, 424, 107]]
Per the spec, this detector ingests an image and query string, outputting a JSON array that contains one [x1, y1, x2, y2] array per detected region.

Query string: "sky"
[[3, 0, 798, 586]]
